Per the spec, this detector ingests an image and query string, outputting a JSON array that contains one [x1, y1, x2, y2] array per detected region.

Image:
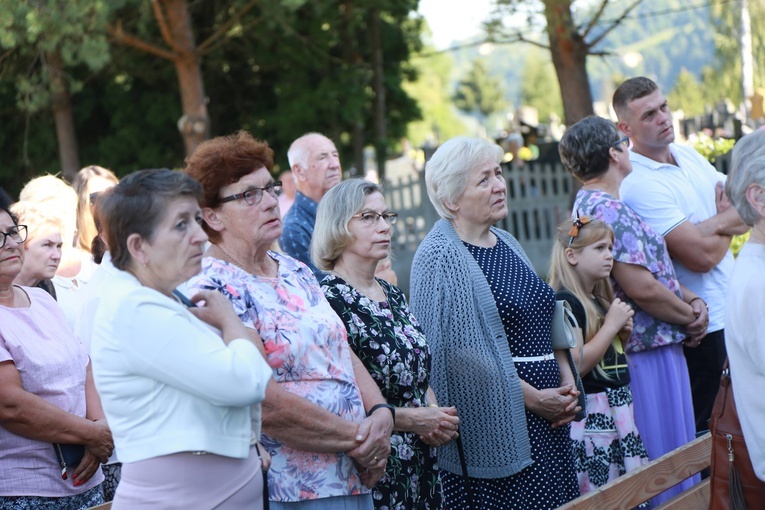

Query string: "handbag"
[[709, 361, 765, 510], [551, 300, 579, 349], [53, 443, 85, 480], [551, 299, 586, 422]]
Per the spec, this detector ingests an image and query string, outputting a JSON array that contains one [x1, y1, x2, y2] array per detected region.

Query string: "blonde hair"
[[10, 201, 65, 243], [549, 217, 615, 343], [18, 175, 77, 248], [72, 165, 119, 252], [312, 179, 384, 271]]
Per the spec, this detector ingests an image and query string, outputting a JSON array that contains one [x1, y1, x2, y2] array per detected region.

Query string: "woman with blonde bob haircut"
[[724, 129, 765, 482], [314, 179, 459, 509], [10, 201, 64, 296]]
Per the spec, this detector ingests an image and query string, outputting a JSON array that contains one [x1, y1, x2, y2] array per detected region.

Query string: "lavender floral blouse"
[[187, 252, 367, 503], [573, 189, 687, 352]]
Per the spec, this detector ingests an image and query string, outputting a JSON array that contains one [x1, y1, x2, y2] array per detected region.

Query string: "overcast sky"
[[418, 0, 493, 50]]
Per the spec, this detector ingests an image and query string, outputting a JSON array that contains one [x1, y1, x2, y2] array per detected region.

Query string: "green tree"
[[0, 0, 117, 180], [453, 59, 507, 127], [667, 68, 707, 116], [487, 0, 644, 125], [704, 0, 765, 107], [520, 47, 563, 122], [404, 42, 467, 146]]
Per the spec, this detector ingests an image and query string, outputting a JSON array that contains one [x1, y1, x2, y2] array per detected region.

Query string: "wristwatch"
[[366, 403, 395, 422]]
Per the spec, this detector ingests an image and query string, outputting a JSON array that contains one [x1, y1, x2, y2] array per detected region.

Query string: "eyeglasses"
[[352, 211, 399, 226], [219, 181, 282, 206], [612, 136, 630, 150], [0, 225, 28, 249]]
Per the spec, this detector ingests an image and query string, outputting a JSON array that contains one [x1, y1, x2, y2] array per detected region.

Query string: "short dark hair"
[[612, 77, 659, 119], [0, 187, 17, 224], [184, 131, 274, 243], [558, 116, 621, 182], [96, 169, 203, 270]]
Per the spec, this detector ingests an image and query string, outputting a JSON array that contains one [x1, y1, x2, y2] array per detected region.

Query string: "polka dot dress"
[[440, 240, 579, 509]]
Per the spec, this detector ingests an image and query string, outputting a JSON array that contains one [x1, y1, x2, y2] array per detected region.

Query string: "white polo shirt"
[[620, 143, 734, 333]]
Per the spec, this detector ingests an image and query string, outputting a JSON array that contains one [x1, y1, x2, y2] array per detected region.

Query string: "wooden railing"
[[559, 433, 712, 510]]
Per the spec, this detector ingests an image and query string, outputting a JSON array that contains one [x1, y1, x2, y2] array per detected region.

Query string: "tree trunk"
[[161, 0, 209, 156], [544, 0, 594, 125], [369, 6, 387, 182], [45, 50, 80, 182]]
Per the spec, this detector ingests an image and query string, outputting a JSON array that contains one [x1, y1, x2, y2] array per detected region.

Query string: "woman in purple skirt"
[[559, 116, 708, 505]]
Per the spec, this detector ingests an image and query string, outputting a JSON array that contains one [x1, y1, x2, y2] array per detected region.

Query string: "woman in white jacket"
[[91, 169, 272, 509]]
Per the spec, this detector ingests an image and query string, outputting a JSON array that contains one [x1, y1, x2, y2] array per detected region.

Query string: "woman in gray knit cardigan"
[[410, 137, 580, 509]]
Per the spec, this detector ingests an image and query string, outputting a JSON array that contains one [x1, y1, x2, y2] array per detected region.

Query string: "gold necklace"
[[217, 245, 276, 277]]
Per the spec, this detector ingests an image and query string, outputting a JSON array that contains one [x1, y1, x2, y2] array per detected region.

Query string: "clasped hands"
[[72, 419, 114, 486], [531, 384, 580, 429], [348, 409, 394, 488]]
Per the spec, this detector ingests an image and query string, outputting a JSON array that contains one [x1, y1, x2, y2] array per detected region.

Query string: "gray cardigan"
[[410, 219, 533, 479]]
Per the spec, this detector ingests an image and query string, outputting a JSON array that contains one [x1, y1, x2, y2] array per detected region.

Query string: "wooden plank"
[[558, 433, 711, 510], [655, 478, 710, 510], [87, 503, 112, 510]]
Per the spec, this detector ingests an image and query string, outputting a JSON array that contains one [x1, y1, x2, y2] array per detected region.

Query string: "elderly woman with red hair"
[[185, 131, 393, 510]]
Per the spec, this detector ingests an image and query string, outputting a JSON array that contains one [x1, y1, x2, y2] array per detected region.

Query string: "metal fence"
[[384, 161, 572, 295]]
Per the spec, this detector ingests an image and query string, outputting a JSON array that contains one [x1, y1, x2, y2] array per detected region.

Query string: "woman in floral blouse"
[[313, 179, 460, 510], [185, 132, 394, 510], [559, 116, 709, 505]]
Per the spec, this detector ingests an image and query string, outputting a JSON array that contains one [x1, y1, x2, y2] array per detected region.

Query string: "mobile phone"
[[172, 290, 198, 308]]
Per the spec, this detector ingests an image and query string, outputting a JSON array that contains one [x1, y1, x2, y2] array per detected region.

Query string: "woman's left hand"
[[524, 382, 580, 428], [359, 465, 386, 489], [685, 299, 709, 344], [71, 449, 102, 486], [348, 410, 393, 470]]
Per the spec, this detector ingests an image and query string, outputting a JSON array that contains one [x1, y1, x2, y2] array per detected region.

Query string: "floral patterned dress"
[[187, 253, 368, 503], [322, 274, 442, 510], [573, 189, 686, 352]]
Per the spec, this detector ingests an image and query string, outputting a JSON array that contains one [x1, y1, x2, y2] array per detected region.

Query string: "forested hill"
[[450, 0, 717, 108]]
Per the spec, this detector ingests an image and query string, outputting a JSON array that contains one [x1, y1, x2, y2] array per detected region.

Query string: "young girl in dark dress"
[[549, 217, 650, 495]]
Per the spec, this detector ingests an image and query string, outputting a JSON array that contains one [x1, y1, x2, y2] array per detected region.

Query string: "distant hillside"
[[449, 0, 716, 107]]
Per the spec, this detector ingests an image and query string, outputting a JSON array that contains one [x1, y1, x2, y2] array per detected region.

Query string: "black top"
[[556, 289, 630, 393]]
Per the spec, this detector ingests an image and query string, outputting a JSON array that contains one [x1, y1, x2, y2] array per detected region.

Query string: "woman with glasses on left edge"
[[313, 180, 459, 509], [185, 132, 393, 510]]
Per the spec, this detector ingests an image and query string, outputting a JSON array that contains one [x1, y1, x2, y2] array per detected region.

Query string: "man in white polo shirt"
[[613, 76, 749, 434]]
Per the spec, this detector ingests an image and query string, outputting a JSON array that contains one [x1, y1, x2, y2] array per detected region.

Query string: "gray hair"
[[559, 116, 621, 182], [96, 169, 203, 270], [287, 132, 325, 169], [312, 179, 383, 271], [425, 137, 504, 220], [726, 130, 765, 226]]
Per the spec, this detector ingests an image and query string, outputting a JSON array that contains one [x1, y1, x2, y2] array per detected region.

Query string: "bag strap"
[[456, 434, 473, 505]]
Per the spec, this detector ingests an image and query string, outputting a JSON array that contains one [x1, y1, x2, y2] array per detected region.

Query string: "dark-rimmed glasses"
[[0, 225, 28, 249], [219, 181, 282, 206], [352, 211, 399, 226], [612, 136, 630, 150]]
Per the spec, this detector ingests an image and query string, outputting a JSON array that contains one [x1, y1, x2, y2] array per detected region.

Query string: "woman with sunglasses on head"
[[186, 132, 393, 510], [0, 189, 112, 509], [314, 179, 459, 509], [559, 115, 708, 505]]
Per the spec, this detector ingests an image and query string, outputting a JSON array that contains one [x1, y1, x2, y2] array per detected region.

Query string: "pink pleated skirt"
[[112, 446, 264, 510]]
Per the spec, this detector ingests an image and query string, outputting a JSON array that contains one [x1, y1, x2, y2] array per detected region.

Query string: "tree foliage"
[[0, 0, 424, 192], [487, 0, 644, 125], [520, 47, 562, 122], [453, 59, 507, 123], [668, 68, 707, 117]]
